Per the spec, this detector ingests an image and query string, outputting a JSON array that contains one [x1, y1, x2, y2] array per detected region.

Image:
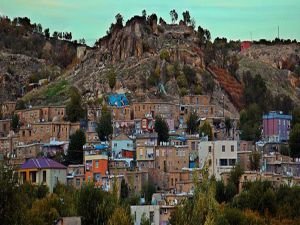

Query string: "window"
[[229, 159, 236, 166], [219, 159, 228, 166], [222, 145, 225, 152], [30, 171, 37, 183], [114, 143, 117, 147], [231, 145, 234, 152], [191, 142, 196, 150], [42, 171, 46, 183], [76, 178, 80, 186], [208, 146, 212, 153], [95, 160, 99, 168]]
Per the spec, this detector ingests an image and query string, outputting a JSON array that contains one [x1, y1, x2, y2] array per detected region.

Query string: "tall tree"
[[186, 112, 199, 134], [182, 11, 191, 25], [44, 28, 50, 39], [66, 87, 85, 122], [169, 9, 178, 24], [249, 151, 261, 171], [108, 207, 132, 225], [115, 13, 123, 27], [66, 129, 86, 164], [225, 117, 232, 137], [199, 121, 213, 140], [154, 116, 169, 144], [289, 123, 300, 159], [11, 114, 20, 132], [142, 9, 147, 18], [96, 108, 113, 142], [120, 179, 129, 200], [108, 68, 116, 90]]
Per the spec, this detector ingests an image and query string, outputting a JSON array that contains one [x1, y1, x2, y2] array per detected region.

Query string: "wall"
[[131, 205, 160, 225]]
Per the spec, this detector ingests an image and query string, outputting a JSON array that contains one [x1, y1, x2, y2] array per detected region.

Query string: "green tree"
[[141, 213, 151, 225], [249, 151, 261, 171], [142, 9, 147, 18], [44, 28, 50, 39], [289, 123, 300, 158], [292, 107, 300, 126], [108, 68, 117, 90], [11, 114, 20, 132], [66, 129, 86, 164], [96, 108, 113, 141], [0, 163, 26, 225], [186, 112, 199, 134], [229, 164, 244, 193], [120, 179, 129, 200], [141, 181, 156, 204], [154, 116, 169, 144], [199, 121, 213, 140], [183, 65, 196, 85], [169, 9, 178, 24], [115, 13, 123, 26], [225, 117, 232, 137], [108, 207, 132, 225], [182, 11, 191, 25], [66, 87, 85, 122], [15, 99, 26, 110]]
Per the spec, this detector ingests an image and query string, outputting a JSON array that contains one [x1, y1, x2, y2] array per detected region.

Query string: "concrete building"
[[199, 140, 238, 179], [263, 111, 292, 142], [67, 164, 85, 189], [136, 133, 157, 170], [19, 157, 67, 192], [131, 205, 160, 225], [84, 150, 108, 186], [111, 133, 134, 158]]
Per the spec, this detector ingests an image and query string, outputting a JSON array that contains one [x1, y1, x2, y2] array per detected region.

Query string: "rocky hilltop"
[[2, 14, 300, 117]]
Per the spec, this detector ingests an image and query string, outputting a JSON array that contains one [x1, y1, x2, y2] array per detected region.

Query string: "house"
[[263, 111, 292, 142], [19, 157, 67, 192], [241, 41, 251, 51], [0, 101, 16, 119], [0, 132, 19, 159], [16, 106, 66, 125], [16, 143, 43, 161], [42, 139, 68, 157], [19, 121, 80, 143], [67, 164, 85, 189], [84, 150, 108, 186], [132, 102, 176, 120], [111, 133, 134, 158], [136, 133, 157, 170], [0, 119, 11, 137], [199, 140, 238, 179], [131, 205, 160, 225]]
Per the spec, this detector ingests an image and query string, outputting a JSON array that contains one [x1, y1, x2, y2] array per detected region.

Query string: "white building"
[[131, 205, 160, 225], [198, 140, 238, 179]]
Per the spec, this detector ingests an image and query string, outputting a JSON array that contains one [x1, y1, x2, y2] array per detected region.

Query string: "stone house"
[[132, 102, 176, 120], [19, 121, 80, 143], [111, 133, 134, 158], [0, 119, 11, 137], [1, 101, 16, 119], [67, 164, 85, 189]]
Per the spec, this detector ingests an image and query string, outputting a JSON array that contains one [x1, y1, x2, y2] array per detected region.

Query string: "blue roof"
[[108, 94, 129, 107], [263, 111, 292, 120], [95, 144, 109, 150]]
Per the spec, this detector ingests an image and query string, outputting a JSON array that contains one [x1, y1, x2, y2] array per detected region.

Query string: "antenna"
[[277, 25, 280, 39], [250, 32, 253, 41]]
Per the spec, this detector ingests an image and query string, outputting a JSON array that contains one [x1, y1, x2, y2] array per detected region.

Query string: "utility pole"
[[277, 25, 280, 39]]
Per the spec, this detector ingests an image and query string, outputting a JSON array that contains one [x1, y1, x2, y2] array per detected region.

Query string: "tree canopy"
[[66, 129, 86, 164], [199, 121, 213, 140], [186, 112, 199, 134], [66, 87, 85, 122], [96, 108, 113, 142], [154, 116, 169, 144]]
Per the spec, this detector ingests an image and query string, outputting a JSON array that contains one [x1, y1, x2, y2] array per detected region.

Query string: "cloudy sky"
[[1, 0, 300, 45]]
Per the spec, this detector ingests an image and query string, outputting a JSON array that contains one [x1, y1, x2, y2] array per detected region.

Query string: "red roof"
[[20, 157, 66, 170]]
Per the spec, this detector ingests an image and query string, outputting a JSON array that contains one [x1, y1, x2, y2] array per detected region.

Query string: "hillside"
[[4, 14, 300, 117], [0, 16, 80, 103]]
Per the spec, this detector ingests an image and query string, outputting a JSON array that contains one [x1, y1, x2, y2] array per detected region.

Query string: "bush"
[[160, 50, 170, 61]]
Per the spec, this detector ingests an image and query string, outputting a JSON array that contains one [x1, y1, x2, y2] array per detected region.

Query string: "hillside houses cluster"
[[1, 95, 300, 224]]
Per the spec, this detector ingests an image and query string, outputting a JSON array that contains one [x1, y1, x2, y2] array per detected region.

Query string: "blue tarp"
[[176, 136, 187, 142], [108, 94, 129, 107], [95, 144, 109, 150]]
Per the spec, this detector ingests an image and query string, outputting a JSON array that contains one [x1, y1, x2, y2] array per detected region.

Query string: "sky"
[[1, 0, 300, 46]]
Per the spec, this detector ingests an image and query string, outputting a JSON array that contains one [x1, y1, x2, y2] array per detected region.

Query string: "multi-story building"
[[19, 121, 80, 143], [84, 151, 108, 185], [16, 106, 66, 125], [132, 102, 176, 120], [263, 111, 292, 142], [136, 133, 157, 170], [199, 140, 238, 179], [18, 157, 67, 192]]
